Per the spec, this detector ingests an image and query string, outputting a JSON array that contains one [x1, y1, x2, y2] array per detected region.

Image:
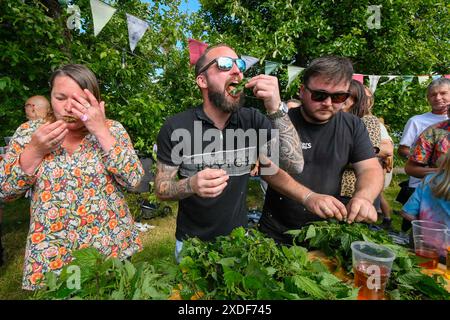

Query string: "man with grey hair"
[[396, 77, 449, 229], [259, 56, 383, 244]]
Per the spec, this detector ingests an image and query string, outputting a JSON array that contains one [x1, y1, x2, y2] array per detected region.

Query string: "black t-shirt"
[[259, 108, 375, 243], [157, 105, 272, 241]]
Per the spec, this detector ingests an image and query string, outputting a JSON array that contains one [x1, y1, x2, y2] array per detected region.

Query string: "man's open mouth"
[[226, 78, 248, 97]]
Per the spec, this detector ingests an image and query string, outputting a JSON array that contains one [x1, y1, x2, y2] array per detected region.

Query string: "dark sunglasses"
[[198, 56, 246, 74], [304, 84, 350, 103]]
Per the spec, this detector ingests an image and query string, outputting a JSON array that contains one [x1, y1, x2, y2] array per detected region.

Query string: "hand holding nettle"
[[246, 75, 281, 113], [29, 120, 68, 157]]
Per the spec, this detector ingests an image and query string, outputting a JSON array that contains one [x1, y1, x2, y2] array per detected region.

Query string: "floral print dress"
[[0, 119, 144, 290]]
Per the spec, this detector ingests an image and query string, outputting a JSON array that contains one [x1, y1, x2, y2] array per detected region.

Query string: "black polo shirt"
[[259, 108, 375, 244], [157, 105, 272, 241]]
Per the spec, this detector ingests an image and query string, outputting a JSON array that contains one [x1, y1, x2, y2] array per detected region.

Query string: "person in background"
[[397, 78, 450, 230], [401, 150, 450, 228], [340, 80, 381, 202], [405, 103, 449, 181], [24, 95, 51, 121], [0, 64, 144, 290], [362, 86, 395, 229], [377, 117, 395, 229]]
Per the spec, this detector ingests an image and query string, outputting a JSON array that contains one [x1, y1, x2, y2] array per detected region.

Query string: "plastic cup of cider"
[[411, 220, 447, 270], [351, 241, 396, 300]]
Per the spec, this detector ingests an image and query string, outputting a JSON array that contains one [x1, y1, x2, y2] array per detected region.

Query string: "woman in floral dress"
[[0, 64, 144, 290]]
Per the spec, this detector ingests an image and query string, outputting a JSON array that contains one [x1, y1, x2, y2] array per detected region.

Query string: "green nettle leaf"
[[319, 273, 341, 287], [305, 225, 316, 241], [124, 260, 137, 280], [292, 275, 326, 300], [223, 270, 243, 288], [217, 257, 238, 267]]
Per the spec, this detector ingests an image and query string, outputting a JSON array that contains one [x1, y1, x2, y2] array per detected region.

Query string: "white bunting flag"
[[401, 76, 414, 92], [90, 0, 116, 36], [287, 65, 304, 88], [126, 13, 149, 52], [265, 61, 280, 75], [241, 55, 259, 71], [368, 75, 381, 94], [379, 76, 398, 86], [417, 75, 429, 85]]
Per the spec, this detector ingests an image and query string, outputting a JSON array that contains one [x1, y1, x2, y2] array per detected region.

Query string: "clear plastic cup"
[[411, 220, 447, 269], [351, 241, 396, 300]]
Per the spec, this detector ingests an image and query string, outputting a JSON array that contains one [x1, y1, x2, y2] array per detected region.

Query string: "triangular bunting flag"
[[241, 55, 259, 71], [188, 39, 208, 65], [352, 74, 364, 84], [126, 13, 149, 52], [287, 65, 305, 88], [417, 75, 429, 85], [401, 76, 414, 92], [368, 75, 381, 94], [265, 61, 280, 75], [380, 76, 398, 85], [432, 75, 441, 80], [90, 0, 117, 37]]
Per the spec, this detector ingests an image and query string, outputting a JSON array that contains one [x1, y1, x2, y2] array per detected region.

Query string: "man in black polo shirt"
[[259, 56, 384, 244], [156, 43, 314, 260]]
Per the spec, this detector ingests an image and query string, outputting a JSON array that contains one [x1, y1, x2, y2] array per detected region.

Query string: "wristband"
[[303, 191, 315, 205]]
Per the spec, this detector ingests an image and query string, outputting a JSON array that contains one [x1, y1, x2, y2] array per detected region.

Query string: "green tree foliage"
[[196, 0, 450, 137], [1, 0, 449, 151], [0, 0, 200, 154]]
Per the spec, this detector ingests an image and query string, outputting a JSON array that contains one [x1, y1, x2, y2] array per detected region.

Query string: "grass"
[[0, 174, 409, 299]]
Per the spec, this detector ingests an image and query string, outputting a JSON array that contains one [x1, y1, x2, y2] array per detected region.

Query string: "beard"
[[208, 88, 245, 113]]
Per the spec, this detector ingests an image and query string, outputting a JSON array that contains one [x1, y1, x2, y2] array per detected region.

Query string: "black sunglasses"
[[198, 56, 246, 75], [304, 84, 350, 103]]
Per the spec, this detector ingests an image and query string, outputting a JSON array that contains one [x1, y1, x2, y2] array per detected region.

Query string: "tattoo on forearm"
[[155, 162, 194, 200], [271, 115, 304, 174]]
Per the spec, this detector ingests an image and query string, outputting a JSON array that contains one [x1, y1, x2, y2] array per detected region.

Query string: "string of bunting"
[[64, 0, 150, 53], [63, 2, 450, 93], [189, 39, 450, 93]]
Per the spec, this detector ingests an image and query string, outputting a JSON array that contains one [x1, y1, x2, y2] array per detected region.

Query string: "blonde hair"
[[430, 151, 450, 201]]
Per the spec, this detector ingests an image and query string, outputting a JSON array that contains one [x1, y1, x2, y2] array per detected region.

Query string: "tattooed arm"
[[270, 114, 304, 174], [155, 161, 230, 200], [154, 161, 194, 201]]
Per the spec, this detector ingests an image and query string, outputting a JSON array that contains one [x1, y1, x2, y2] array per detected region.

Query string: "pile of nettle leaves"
[[177, 227, 357, 300], [33, 249, 177, 300], [289, 221, 449, 300], [34, 222, 449, 300]]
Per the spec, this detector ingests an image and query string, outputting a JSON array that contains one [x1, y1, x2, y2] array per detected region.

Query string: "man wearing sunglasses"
[[259, 56, 384, 245], [155, 43, 314, 260]]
